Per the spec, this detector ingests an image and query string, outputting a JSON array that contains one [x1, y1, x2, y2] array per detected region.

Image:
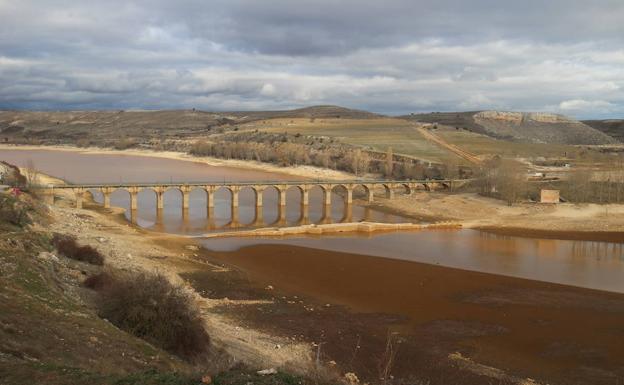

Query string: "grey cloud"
[[0, 1, 623, 118]]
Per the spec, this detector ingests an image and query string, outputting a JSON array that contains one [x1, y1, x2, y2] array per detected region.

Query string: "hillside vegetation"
[[2, 106, 622, 178], [403, 111, 618, 145], [583, 119, 624, 142]]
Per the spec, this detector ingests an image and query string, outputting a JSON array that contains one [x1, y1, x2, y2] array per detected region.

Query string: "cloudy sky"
[[1, 0, 623, 118]]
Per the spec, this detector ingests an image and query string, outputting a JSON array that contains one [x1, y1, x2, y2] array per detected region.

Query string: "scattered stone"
[[257, 368, 277, 375], [185, 245, 199, 251], [89, 336, 99, 344], [201, 374, 212, 384], [37, 252, 59, 263], [344, 372, 360, 384]]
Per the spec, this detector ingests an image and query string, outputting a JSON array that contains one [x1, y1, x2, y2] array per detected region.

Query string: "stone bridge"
[[41, 179, 460, 223]]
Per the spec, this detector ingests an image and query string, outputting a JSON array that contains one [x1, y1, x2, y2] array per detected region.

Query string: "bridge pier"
[[102, 187, 114, 209], [344, 204, 353, 223], [153, 186, 165, 210], [128, 187, 139, 211], [73, 188, 85, 209], [254, 206, 264, 226], [346, 187, 353, 205], [277, 205, 287, 225], [205, 186, 215, 209], [156, 207, 163, 223], [323, 188, 332, 207], [231, 186, 240, 208], [180, 185, 191, 210], [277, 187, 287, 207]]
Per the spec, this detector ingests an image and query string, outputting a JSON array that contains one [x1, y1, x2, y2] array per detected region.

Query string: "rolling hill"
[[401, 111, 618, 145], [582, 119, 624, 142]]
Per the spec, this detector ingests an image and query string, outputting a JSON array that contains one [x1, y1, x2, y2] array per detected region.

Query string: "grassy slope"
[[240, 117, 463, 164], [0, 206, 191, 384], [0, 194, 323, 385]]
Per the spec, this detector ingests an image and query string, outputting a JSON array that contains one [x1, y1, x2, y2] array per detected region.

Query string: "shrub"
[[95, 272, 210, 360], [83, 271, 115, 290], [0, 194, 31, 227], [53, 234, 105, 265], [113, 137, 137, 150]]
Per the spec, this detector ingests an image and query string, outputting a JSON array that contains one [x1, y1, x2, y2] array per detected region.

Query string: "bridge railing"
[[35, 178, 460, 189]]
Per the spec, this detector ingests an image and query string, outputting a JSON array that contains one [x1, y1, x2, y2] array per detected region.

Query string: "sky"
[[1, 0, 623, 118]]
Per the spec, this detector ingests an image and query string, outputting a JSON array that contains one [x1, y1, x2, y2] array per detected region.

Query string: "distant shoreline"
[[0, 143, 355, 181]]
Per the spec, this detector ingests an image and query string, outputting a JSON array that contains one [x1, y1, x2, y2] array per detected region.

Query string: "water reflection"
[[90, 185, 394, 234], [0, 149, 405, 234], [201, 230, 624, 293]]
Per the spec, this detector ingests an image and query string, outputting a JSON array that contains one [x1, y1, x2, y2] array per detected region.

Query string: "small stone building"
[[540, 189, 560, 204]]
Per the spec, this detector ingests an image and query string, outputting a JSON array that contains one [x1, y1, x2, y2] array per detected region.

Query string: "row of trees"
[[473, 156, 624, 205], [189, 139, 451, 179]]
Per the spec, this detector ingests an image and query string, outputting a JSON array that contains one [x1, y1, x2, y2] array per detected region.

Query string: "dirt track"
[[416, 125, 482, 164]]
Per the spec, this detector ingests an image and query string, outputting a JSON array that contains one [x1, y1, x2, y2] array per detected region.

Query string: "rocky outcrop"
[[472, 111, 617, 145]]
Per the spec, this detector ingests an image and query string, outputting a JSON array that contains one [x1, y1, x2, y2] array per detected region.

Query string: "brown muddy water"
[[4, 147, 624, 384], [0, 148, 405, 231]]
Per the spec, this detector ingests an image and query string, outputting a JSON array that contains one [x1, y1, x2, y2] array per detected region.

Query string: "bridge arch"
[[237, 186, 259, 225], [84, 188, 101, 203], [381, 183, 393, 199], [352, 184, 372, 202]]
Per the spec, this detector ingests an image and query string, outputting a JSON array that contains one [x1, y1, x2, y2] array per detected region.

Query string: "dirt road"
[[416, 125, 482, 164]]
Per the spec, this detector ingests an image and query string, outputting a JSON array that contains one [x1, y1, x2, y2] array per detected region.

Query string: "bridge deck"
[[41, 179, 455, 189]]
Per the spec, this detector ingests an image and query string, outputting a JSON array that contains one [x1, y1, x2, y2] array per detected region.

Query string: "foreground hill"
[[402, 111, 618, 145], [583, 119, 624, 142]]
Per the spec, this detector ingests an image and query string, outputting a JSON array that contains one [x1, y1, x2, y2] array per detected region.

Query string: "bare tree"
[[24, 159, 40, 188], [476, 157, 527, 205], [496, 159, 527, 205], [385, 147, 393, 177]]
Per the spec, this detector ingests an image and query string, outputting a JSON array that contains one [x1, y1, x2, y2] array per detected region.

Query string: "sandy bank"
[[37, 184, 316, 374], [378, 191, 624, 241], [200, 221, 462, 238]]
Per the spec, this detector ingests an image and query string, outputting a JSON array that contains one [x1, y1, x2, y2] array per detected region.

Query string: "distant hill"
[[228, 105, 384, 121], [582, 119, 624, 142], [401, 111, 618, 145], [0, 106, 383, 143]]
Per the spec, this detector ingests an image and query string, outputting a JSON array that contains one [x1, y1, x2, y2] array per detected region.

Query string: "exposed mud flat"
[[188, 243, 624, 384]]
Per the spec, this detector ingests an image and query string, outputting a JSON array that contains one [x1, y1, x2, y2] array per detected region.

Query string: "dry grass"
[[91, 271, 211, 361], [244, 117, 460, 164], [52, 234, 105, 265]]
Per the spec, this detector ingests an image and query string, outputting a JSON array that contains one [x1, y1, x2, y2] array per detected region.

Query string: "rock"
[[265, 285, 274, 290], [37, 252, 59, 263], [274, 344, 281, 349], [89, 336, 99, 344], [185, 245, 199, 251], [201, 374, 212, 384], [257, 368, 277, 375], [344, 372, 360, 384]]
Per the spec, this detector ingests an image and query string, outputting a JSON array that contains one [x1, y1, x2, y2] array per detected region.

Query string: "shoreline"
[[22, 167, 624, 384], [0, 143, 355, 181], [5, 143, 624, 243]]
